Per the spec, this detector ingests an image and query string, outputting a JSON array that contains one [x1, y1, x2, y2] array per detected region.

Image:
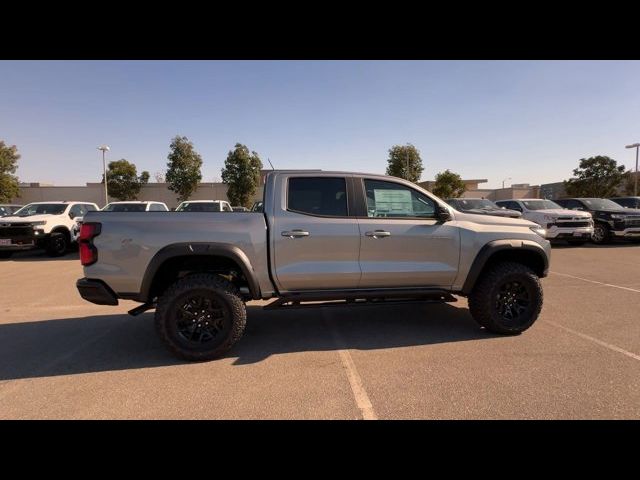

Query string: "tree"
[[564, 156, 626, 198], [154, 171, 165, 183], [385, 144, 424, 183], [623, 170, 639, 196], [0, 141, 20, 203], [221, 143, 263, 208], [103, 159, 150, 200], [165, 136, 203, 202], [432, 169, 466, 199]]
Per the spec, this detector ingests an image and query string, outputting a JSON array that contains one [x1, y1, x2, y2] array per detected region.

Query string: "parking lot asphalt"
[[1, 244, 639, 419]]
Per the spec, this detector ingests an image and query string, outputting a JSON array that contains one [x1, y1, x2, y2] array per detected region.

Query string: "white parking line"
[[550, 272, 640, 294], [322, 309, 377, 420], [545, 320, 640, 362]]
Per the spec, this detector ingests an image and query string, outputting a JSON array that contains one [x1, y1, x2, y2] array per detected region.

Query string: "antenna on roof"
[[267, 158, 275, 170]]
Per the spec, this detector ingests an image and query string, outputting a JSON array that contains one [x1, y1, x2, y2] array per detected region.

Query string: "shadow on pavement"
[[0, 302, 497, 380], [552, 242, 640, 249], [3, 250, 79, 262]]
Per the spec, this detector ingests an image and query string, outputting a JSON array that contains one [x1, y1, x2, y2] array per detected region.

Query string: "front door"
[[356, 178, 460, 288]]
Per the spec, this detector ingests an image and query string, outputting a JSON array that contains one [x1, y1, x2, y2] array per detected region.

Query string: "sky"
[[1, 60, 639, 189]]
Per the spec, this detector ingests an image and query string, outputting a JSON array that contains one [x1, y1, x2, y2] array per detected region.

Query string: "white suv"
[[103, 201, 169, 212], [495, 199, 593, 244], [175, 200, 233, 212], [0, 201, 99, 258]]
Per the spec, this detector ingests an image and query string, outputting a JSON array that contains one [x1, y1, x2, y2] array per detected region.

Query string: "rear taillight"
[[79, 222, 101, 266]]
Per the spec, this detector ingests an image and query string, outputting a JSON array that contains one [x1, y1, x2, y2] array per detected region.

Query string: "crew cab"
[[76, 171, 551, 361], [495, 198, 593, 244], [0, 201, 99, 258], [446, 198, 522, 218], [554, 198, 640, 244]]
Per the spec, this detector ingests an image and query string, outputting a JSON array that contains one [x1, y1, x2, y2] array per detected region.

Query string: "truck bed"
[[83, 211, 269, 295]]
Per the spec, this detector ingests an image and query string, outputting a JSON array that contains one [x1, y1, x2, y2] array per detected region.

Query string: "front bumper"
[[76, 278, 119, 305], [612, 228, 640, 238], [0, 227, 47, 251], [545, 226, 594, 240]]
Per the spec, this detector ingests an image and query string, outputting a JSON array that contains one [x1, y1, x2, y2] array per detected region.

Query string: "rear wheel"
[[468, 262, 543, 335], [154, 274, 247, 361], [46, 232, 69, 256], [591, 223, 610, 245]]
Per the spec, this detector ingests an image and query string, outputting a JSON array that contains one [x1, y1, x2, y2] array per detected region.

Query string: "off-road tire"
[[591, 223, 610, 245], [46, 231, 69, 257], [155, 273, 246, 362], [468, 261, 543, 335]]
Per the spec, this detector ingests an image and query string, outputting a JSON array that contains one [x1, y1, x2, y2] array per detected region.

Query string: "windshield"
[[12, 203, 67, 216], [455, 199, 498, 210], [103, 203, 147, 212], [522, 200, 562, 210], [176, 202, 221, 212], [582, 198, 624, 210]]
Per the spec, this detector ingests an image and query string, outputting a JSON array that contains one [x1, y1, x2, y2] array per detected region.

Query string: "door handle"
[[365, 230, 391, 238], [281, 230, 310, 238]]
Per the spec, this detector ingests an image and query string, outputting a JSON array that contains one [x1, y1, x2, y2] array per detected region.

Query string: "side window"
[[149, 203, 165, 211], [287, 177, 348, 217], [363, 179, 435, 219], [567, 200, 584, 210], [84, 204, 97, 212], [616, 199, 630, 208], [69, 204, 84, 218], [509, 201, 523, 211]]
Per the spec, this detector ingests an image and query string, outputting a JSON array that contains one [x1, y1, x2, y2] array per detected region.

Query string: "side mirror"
[[436, 205, 452, 222]]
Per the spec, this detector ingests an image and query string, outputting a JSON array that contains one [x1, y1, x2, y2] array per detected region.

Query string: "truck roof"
[[107, 201, 162, 204]]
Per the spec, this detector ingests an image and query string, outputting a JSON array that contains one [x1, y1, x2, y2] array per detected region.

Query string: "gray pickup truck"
[[77, 171, 551, 361]]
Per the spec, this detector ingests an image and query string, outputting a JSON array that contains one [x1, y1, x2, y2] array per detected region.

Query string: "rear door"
[[355, 177, 460, 288], [271, 174, 361, 291]]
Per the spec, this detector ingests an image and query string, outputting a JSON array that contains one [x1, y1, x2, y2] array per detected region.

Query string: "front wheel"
[[46, 232, 69, 256], [468, 262, 543, 335], [154, 274, 247, 361], [591, 223, 610, 245]]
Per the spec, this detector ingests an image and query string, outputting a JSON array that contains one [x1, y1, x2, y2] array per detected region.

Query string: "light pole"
[[97, 145, 110, 207], [502, 177, 511, 189], [625, 143, 640, 196]]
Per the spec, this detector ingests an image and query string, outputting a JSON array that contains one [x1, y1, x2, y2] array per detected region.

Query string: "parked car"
[[554, 198, 640, 244], [103, 201, 169, 212], [446, 198, 522, 218], [0, 204, 23, 217], [175, 200, 233, 212], [77, 170, 550, 361], [610, 196, 640, 210], [232, 206, 249, 212], [0, 201, 99, 258], [495, 198, 593, 244], [251, 201, 264, 213]]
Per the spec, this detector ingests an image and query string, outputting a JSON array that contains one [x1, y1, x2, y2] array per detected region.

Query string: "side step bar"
[[264, 289, 457, 310]]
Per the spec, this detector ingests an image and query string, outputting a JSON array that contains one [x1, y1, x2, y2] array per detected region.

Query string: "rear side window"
[[287, 177, 348, 217], [149, 203, 166, 211]]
